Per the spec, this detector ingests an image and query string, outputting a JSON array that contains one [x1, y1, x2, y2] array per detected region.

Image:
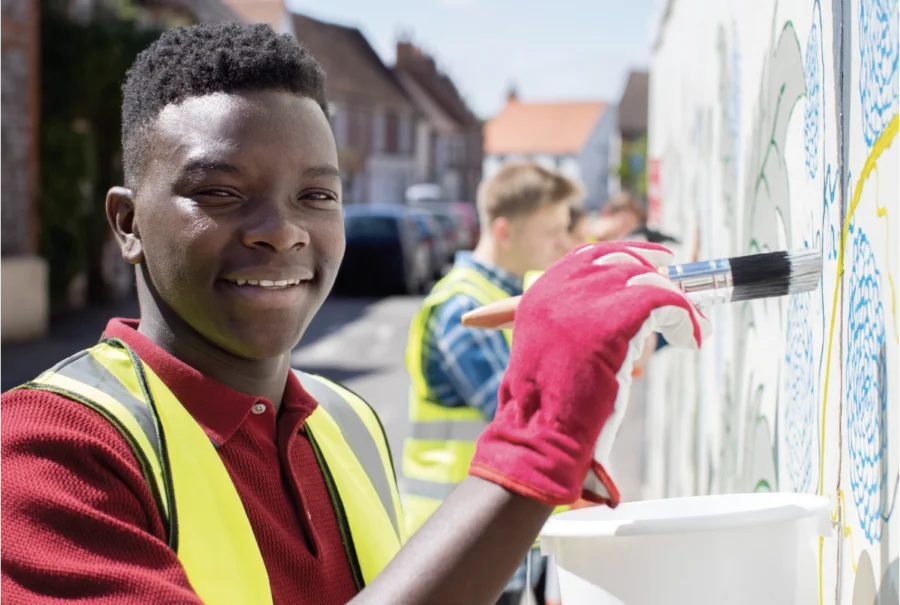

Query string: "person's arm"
[[1, 389, 203, 604], [360, 477, 552, 604], [429, 294, 509, 419], [353, 241, 710, 605]]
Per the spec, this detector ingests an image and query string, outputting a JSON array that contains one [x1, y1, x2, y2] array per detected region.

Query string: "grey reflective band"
[[54, 351, 161, 461], [409, 419, 488, 442], [403, 477, 458, 500], [295, 371, 402, 541]]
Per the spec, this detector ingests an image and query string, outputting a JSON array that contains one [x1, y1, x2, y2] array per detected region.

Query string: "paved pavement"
[[1, 293, 647, 502]]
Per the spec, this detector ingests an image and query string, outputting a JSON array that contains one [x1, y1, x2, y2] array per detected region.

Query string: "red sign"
[[647, 158, 662, 227]]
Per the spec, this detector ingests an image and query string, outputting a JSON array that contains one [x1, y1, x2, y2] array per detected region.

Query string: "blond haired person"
[[403, 163, 580, 605]]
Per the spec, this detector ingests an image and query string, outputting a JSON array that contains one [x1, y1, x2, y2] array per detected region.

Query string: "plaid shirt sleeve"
[[423, 293, 511, 421]]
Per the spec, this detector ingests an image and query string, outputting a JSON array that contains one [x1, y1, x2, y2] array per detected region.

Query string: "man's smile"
[[217, 267, 316, 308]]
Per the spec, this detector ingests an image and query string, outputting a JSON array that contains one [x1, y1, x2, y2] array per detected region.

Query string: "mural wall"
[[645, 0, 898, 601]]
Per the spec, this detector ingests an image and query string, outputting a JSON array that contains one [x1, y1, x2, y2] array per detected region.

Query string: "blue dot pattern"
[[805, 16, 822, 178], [784, 288, 818, 493], [859, 0, 899, 147], [845, 228, 888, 543]]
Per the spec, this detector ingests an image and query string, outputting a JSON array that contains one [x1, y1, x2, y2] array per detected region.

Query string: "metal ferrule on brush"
[[661, 258, 736, 305]]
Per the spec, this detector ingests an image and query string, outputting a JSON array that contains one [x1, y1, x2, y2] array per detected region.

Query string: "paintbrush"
[[460, 249, 823, 329]]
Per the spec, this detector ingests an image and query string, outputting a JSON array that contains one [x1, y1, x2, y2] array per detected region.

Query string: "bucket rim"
[[539, 493, 832, 539]]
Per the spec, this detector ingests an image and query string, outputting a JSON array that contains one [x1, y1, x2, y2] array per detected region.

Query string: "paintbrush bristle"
[[730, 249, 822, 302]]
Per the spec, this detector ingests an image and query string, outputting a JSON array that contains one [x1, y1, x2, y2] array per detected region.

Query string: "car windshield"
[[344, 215, 399, 239]]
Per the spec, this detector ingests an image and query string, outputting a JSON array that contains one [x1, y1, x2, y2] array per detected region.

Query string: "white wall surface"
[[646, 0, 898, 601]]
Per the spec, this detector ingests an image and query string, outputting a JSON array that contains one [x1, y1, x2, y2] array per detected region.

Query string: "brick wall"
[[1, 0, 39, 257]]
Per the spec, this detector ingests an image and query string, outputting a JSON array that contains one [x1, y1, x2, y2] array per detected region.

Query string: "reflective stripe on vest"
[[18, 339, 402, 602], [402, 266, 513, 537], [403, 266, 570, 542]]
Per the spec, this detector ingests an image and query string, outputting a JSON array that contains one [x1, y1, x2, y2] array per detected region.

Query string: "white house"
[[483, 91, 615, 210]]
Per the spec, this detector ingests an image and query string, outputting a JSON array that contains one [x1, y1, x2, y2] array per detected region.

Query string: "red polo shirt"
[[1, 319, 359, 604]]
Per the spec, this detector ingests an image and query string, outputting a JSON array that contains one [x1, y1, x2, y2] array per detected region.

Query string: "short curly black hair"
[[121, 21, 329, 187]]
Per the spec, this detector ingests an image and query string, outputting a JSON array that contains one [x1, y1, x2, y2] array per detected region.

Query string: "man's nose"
[[242, 201, 311, 252]]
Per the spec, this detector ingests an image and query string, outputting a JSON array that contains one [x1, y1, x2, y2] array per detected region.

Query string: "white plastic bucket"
[[539, 493, 832, 605]]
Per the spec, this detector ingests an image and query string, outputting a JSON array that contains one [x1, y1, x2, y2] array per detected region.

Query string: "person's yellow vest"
[[15, 338, 404, 604], [403, 266, 568, 541]]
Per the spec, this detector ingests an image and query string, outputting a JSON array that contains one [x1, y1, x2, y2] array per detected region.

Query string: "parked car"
[[336, 205, 433, 295], [406, 208, 453, 278], [446, 202, 479, 250], [410, 200, 479, 251]]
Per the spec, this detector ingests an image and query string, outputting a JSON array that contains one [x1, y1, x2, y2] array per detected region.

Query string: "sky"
[[286, 0, 667, 119]]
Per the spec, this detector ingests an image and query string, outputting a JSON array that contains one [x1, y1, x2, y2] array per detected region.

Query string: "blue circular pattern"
[[784, 289, 818, 493], [859, 0, 899, 147], [805, 17, 822, 178], [845, 228, 888, 543]]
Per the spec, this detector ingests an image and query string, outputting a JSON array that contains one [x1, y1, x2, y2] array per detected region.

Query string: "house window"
[[399, 113, 414, 155], [349, 105, 372, 153], [372, 108, 386, 153], [483, 156, 502, 179], [534, 155, 557, 170], [385, 110, 399, 154]]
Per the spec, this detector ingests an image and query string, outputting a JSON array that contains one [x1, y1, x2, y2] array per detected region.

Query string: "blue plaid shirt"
[[423, 252, 523, 420], [422, 253, 541, 594]]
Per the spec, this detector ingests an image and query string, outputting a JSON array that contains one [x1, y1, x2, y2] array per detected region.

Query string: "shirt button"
[[251, 402, 267, 415]]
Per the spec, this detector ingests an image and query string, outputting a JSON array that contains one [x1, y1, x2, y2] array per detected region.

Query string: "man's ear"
[[106, 186, 143, 265], [491, 216, 512, 247]]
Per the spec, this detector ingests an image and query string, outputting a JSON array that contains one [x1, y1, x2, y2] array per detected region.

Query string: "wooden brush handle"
[[460, 296, 521, 329]]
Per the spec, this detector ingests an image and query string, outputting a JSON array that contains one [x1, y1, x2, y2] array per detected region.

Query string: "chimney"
[[396, 40, 416, 68], [396, 39, 437, 74], [220, 0, 288, 32], [506, 84, 519, 104]]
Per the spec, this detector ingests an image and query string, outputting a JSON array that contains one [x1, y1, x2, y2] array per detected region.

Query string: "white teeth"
[[231, 278, 305, 287]]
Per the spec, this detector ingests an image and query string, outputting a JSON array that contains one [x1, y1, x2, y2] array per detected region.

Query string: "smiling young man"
[[1, 22, 710, 605]]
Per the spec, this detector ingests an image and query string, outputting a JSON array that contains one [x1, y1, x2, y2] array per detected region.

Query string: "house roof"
[[394, 41, 479, 127], [393, 71, 459, 134], [617, 71, 649, 139], [396, 67, 479, 128], [484, 99, 606, 156], [138, 0, 240, 23], [291, 14, 413, 108]]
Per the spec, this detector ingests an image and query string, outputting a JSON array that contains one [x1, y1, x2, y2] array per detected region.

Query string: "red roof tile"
[[484, 100, 607, 155]]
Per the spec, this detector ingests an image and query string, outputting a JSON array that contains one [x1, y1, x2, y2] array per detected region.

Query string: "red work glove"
[[468, 241, 711, 507]]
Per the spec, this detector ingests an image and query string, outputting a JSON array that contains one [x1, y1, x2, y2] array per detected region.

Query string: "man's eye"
[[302, 191, 339, 206], [196, 189, 238, 200]]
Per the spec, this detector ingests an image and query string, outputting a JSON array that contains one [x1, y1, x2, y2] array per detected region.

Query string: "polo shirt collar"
[[102, 318, 315, 447]]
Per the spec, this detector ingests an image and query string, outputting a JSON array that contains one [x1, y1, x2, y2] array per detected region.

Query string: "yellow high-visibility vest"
[[403, 266, 568, 541], [17, 338, 404, 603]]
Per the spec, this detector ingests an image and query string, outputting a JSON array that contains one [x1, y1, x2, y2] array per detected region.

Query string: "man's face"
[[505, 203, 571, 274], [569, 216, 591, 249], [123, 91, 344, 360]]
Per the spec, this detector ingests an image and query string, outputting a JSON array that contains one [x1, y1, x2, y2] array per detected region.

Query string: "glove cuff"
[[468, 420, 591, 507], [582, 460, 621, 508]]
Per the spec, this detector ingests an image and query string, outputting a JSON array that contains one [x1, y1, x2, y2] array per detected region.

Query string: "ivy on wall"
[[39, 0, 164, 306], [616, 135, 649, 201]]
